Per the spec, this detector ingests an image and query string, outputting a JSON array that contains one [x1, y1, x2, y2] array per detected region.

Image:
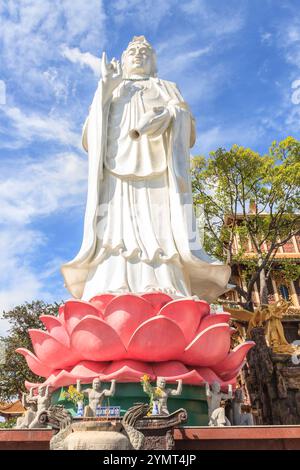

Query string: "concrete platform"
[[174, 426, 300, 450], [1, 426, 300, 450]]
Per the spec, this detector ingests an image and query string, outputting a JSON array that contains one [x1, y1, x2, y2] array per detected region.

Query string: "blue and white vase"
[[76, 401, 84, 417], [152, 400, 159, 415]]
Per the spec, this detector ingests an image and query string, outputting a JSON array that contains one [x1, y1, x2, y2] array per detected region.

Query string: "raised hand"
[[101, 51, 122, 94]]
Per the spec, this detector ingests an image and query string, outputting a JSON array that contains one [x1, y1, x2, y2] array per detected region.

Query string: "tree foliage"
[[0, 301, 59, 401], [192, 137, 300, 308]]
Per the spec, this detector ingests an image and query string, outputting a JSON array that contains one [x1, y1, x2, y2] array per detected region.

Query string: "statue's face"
[[93, 379, 101, 390], [157, 377, 166, 389], [124, 43, 153, 77], [212, 381, 221, 393]]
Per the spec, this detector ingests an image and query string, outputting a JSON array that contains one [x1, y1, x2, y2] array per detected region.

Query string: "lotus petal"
[[183, 323, 231, 366], [141, 293, 173, 313], [127, 316, 186, 362], [70, 361, 109, 378], [159, 299, 204, 343], [64, 300, 102, 335], [31, 370, 75, 389], [16, 348, 54, 377], [58, 305, 65, 322], [104, 294, 155, 347], [25, 378, 53, 390], [48, 370, 76, 389], [195, 300, 210, 317], [24, 369, 64, 390], [152, 361, 190, 377], [213, 341, 255, 381], [101, 360, 155, 382], [197, 313, 231, 334], [89, 294, 115, 314], [70, 315, 127, 361], [40, 315, 70, 347], [152, 361, 203, 385], [29, 329, 78, 370]]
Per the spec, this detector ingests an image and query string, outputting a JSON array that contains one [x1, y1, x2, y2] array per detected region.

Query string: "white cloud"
[[291, 80, 300, 105], [0, 105, 81, 149], [159, 47, 212, 77], [0, 0, 106, 101], [261, 32, 272, 44], [111, 0, 175, 29], [43, 68, 69, 102], [0, 152, 87, 224], [0, 229, 45, 335], [0, 150, 87, 334], [196, 124, 264, 156], [276, 19, 300, 69], [0, 2, 106, 335], [180, 0, 245, 36], [61, 46, 101, 77], [0, 227, 68, 335]]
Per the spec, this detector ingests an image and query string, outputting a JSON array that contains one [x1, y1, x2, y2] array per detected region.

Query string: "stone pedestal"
[[50, 421, 131, 450]]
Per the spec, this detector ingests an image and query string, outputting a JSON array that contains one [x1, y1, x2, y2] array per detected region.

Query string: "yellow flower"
[[141, 374, 150, 383], [154, 387, 163, 397]]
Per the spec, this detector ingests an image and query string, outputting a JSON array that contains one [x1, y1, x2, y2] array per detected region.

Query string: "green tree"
[[192, 137, 300, 309], [0, 301, 59, 401]]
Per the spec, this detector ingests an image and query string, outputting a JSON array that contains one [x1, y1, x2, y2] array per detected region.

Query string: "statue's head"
[[156, 376, 166, 389], [92, 378, 101, 390], [211, 381, 221, 393], [38, 386, 44, 396], [122, 35, 157, 78]]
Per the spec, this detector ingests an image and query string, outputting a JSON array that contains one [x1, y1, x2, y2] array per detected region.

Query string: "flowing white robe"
[[61, 77, 231, 302]]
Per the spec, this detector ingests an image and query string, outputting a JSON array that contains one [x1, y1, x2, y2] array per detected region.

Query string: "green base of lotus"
[[53, 383, 208, 426]]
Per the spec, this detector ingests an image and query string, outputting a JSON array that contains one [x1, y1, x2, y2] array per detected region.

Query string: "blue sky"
[[0, 0, 300, 333]]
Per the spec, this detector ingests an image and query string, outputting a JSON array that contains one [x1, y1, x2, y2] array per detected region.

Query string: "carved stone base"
[[50, 421, 131, 450], [50, 408, 188, 451], [128, 407, 188, 450]]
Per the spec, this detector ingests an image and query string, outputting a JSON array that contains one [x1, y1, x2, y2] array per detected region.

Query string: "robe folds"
[[61, 77, 231, 302]]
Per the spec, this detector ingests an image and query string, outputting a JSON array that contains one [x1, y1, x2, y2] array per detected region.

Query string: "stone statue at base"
[[142, 376, 182, 415], [209, 399, 231, 427], [205, 381, 232, 421], [231, 387, 244, 425], [16, 386, 52, 429], [156, 377, 182, 415], [76, 378, 116, 417], [15, 391, 37, 429]]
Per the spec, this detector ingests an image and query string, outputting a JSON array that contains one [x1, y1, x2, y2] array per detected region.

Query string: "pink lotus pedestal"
[[17, 293, 254, 424]]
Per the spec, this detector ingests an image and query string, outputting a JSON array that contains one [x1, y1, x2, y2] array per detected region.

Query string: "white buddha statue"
[[61, 36, 230, 302]]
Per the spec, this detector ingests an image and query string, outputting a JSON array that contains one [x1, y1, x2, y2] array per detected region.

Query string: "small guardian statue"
[[142, 375, 182, 415], [205, 381, 232, 421], [26, 385, 52, 429], [15, 390, 37, 429], [76, 378, 116, 417]]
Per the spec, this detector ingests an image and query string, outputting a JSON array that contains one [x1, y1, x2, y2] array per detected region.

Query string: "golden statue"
[[248, 300, 298, 354]]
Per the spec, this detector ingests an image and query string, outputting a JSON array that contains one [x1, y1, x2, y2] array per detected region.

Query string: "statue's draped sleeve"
[[61, 80, 112, 298], [160, 79, 231, 302]]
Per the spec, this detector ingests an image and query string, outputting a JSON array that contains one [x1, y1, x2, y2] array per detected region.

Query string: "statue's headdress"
[[126, 35, 153, 50], [122, 35, 157, 78]]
